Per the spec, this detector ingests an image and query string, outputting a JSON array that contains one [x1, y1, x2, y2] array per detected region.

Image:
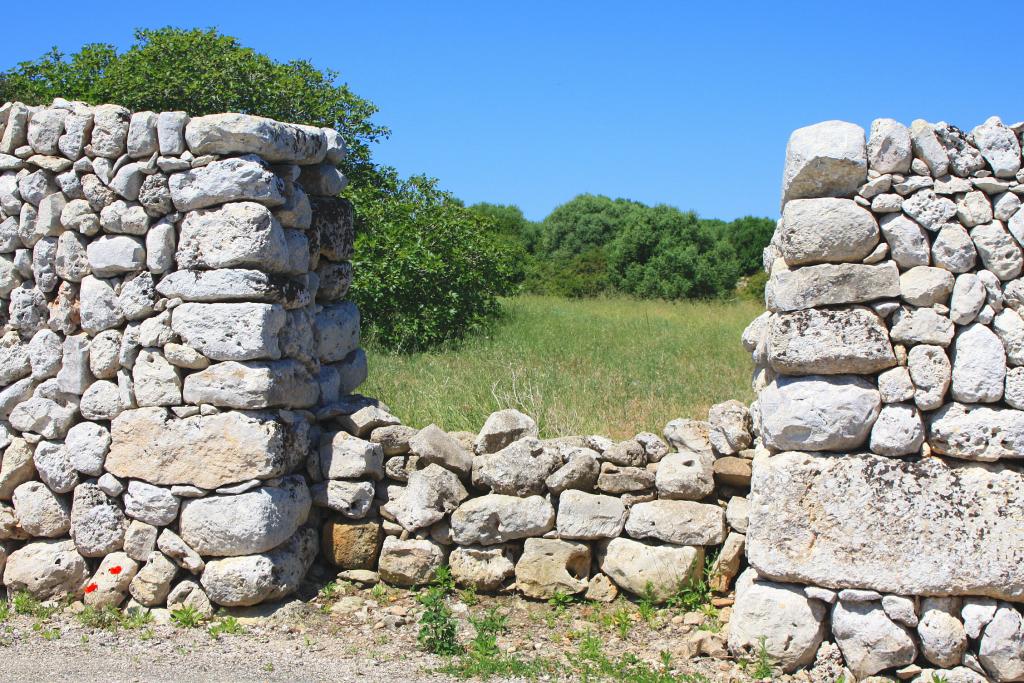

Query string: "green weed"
[[12, 591, 58, 619], [122, 607, 154, 630], [416, 586, 461, 656], [76, 605, 123, 631], [208, 615, 245, 638], [170, 606, 205, 629]]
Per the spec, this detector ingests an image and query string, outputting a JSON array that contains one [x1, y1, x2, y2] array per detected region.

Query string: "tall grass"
[[363, 295, 759, 439]]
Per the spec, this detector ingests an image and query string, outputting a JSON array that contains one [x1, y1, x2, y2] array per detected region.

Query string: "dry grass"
[[363, 295, 759, 439]]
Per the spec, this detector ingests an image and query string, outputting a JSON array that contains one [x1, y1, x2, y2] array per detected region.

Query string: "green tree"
[[721, 215, 775, 275], [348, 170, 518, 351], [0, 28, 388, 187], [0, 28, 521, 350]]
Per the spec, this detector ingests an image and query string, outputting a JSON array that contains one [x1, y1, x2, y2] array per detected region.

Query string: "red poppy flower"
[[109, 566, 122, 575], [84, 583, 98, 594]]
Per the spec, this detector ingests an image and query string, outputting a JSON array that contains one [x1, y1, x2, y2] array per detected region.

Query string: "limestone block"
[[781, 120, 866, 203], [767, 307, 895, 375], [767, 261, 900, 312], [758, 374, 880, 451]]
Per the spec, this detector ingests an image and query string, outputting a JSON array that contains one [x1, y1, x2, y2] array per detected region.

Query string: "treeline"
[[0, 28, 772, 353], [470, 196, 773, 300]]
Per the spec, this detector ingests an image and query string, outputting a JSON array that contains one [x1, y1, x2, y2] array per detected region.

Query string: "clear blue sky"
[[4, 1, 1021, 221]]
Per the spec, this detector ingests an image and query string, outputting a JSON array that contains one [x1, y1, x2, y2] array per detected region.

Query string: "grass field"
[[363, 295, 760, 439]]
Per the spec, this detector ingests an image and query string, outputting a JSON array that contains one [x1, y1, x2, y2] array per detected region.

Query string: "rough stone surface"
[[747, 452, 1024, 601], [781, 121, 867, 203], [767, 307, 895, 375], [514, 538, 589, 599], [832, 599, 917, 678], [767, 261, 900, 312], [758, 375, 881, 451], [597, 537, 703, 601]]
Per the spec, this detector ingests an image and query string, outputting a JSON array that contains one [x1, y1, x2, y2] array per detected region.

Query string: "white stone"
[[448, 546, 514, 592], [70, 482, 127, 557], [972, 221, 1023, 281], [890, 307, 954, 347], [90, 105, 130, 158], [178, 476, 310, 556], [182, 359, 317, 409], [908, 344, 951, 410], [832, 599, 917, 678], [80, 275, 125, 333], [169, 155, 286, 212], [450, 494, 554, 545], [910, 120, 950, 177], [950, 323, 1005, 403], [867, 119, 912, 174], [171, 302, 285, 361], [1006, 367, 1024, 409], [883, 595, 919, 627], [766, 261, 900, 312], [972, 116, 1022, 179], [900, 266, 955, 306], [126, 351, 177, 408], [315, 301, 360, 363], [177, 202, 290, 273], [978, 606, 1024, 682], [950, 274, 986, 325], [106, 408, 302, 489], [880, 213, 930, 269], [157, 112, 188, 155], [185, 114, 326, 163], [319, 431, 384, 480], [747, 452, 1024, 600], [145, 217, 175, 273], [869, 403, 925, 456], [2, 539, 88, 600], [65, 421, 110, 476], [474, 409, 539, 455], [778, 198, 879, 265], [728, 569, 827, 673], [123, 520, 158, 562], [12, 481, 70, 537], [654, 451, 714, 500], [80, 380, 124, 420], [767, 307, 895, 375], [128, 551, 178, 606], [310, 480, 375, 518], [382, 464, 467, 532], [556, 490, 626, 540], [758, 374, 880, 451], [903, 189, 956, 231], [514, 537, 589, 599], [377, 536, 444, 588], [928, 403, 1024, 462], [124, 480, 180, 526], [918, 597, 968, 669], [932, 224, 978, 273], [597, 536, 703, 601], [624, 500, 726, 546], [781, 121, 866, 203], [199, 528, 317, 607]]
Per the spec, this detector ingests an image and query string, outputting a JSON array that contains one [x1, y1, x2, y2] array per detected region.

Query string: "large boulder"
[[200, 528, 318, 607], [472, 438, 559, 496], [781, 120, 867, 204], [597, 537, 703, 602], [105, 408, 303, 488], [766, 261, 900, 312], [831, 599, 917, 678], [176, 202, 290, 273], [624, 500, 726, 546], [450, 494, 554, 545], [767, 307, 895, 375], [758, 375, 881, 451], [514, 538, 589, 599], [3, 539, 89, 599], [777, 198, 878, 265], [178, 476, 310, 556], [728, 569, 827, 673], [182, 360, 318, 409], [747, 452, 1024, 601], [382, 463, 468, 532], [184, 113, 327, 163], [928, 403, 1024, 462], [169, 155, 286, 212], [556, 490, 626, 540]]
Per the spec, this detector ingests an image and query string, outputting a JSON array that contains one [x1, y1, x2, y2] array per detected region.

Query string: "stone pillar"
[[734, 116, 1024, 679]]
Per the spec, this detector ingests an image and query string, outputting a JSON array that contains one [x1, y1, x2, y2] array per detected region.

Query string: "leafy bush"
[[349, 171, 518, 352]]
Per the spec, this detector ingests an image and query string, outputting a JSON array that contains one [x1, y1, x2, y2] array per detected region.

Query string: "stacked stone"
[[320, 404, 750, 616], [0, 100, 364, 613], [734, 117, 1024, 680]]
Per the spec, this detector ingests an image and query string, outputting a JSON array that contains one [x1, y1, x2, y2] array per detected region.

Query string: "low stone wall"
[[736, 116, 1024, 680], [0, 100, 361, 612], [321, 403, 751, 608]]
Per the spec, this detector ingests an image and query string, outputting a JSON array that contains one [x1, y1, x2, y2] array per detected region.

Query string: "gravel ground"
[[0, 578, 766, 683]]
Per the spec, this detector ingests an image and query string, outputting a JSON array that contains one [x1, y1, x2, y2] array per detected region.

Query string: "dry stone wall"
[[0, 99, 363, 613], [736, 116, 1024, 680]]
